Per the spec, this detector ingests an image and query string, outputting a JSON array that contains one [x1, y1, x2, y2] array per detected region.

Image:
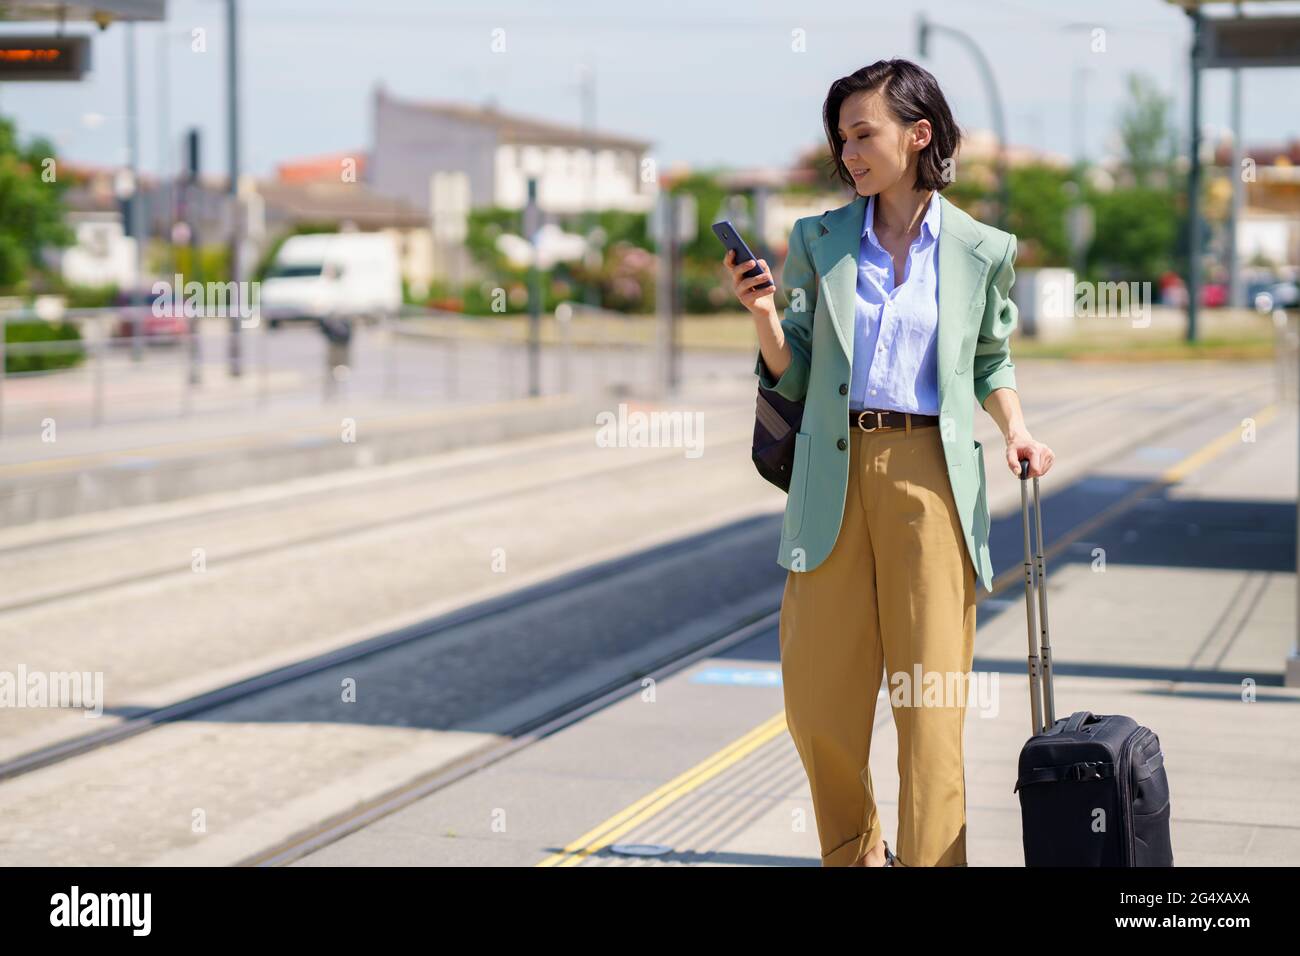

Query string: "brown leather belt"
[[849, 407, 939, 432]]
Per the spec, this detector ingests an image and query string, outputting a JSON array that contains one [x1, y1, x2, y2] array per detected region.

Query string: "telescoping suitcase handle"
[[1019, 458, 1057, 737]]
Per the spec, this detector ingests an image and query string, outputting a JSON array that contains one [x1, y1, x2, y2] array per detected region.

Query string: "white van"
[[258, 231, 402, 329]]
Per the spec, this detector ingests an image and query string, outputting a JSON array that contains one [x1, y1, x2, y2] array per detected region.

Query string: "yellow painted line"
[[1165, 405, 1277, 483], [987, 402, 1279, 597], [0, 393, 581, 479], [541, 402, 1281, 867], [536, 711, 789, 867]]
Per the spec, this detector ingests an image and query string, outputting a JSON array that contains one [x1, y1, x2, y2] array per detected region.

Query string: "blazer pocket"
[[782, 431, 813, 540]]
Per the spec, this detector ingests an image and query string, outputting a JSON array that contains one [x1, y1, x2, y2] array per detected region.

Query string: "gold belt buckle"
[[856, 409, 884, 432]]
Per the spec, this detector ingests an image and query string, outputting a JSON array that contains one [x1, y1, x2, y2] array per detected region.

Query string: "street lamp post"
[[917, 14, 1010, 230], [124, 22, 145, 362], [225, 0, 243, 377], [524, 178, 541, 398], [1185, 6, 1204, 343]]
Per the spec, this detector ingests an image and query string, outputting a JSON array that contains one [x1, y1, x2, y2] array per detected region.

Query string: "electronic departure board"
[[0, 35, 91, 82]]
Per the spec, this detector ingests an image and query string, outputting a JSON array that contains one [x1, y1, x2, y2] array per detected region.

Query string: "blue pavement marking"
[[1073, 475, 1137, 494], [690, 666, 782, 687], [979, 597, 1018, 612]]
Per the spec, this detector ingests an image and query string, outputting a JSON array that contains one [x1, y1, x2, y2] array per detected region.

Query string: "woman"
[[727, 58, 1055, 867]]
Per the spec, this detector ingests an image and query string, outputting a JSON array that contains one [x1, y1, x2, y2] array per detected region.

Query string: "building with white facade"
[[366, 85, 654, 284], [367, 84, 654, 216]]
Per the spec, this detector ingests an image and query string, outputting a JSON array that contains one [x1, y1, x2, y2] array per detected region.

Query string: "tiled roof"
[[379, 88, 651, 151]]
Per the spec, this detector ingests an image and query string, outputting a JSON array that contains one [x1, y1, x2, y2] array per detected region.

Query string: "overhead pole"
[[126, 21, 144, 361], [1227, 1, 1245, 310], [226, 0, 243, 376], [917, 13, 1010, 230], [1185, 5, 1203, 343]]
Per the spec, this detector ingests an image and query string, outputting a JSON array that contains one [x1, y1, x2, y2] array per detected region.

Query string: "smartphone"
[[712, 220, 773, 290]]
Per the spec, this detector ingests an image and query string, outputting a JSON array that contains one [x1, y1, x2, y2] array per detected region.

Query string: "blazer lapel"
[[935, 195, 991, 403], [808, 194, 866, 362]]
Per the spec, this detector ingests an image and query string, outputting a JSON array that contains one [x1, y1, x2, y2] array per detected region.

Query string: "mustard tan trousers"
[[779, 416, 977, 867]]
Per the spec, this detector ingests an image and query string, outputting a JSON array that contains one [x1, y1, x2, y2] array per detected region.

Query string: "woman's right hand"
[[725, 249, 777, 319]]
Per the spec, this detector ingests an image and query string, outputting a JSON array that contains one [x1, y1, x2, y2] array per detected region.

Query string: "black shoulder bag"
[[751, 234, 817, 493], [752, 366, 805, 493]]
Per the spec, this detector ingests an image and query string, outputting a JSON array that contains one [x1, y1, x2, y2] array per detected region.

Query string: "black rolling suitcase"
[[1011, 458, 1174, 866]]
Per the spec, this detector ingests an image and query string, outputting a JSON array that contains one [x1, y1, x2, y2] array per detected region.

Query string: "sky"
[[2, 0, 1300, 180]]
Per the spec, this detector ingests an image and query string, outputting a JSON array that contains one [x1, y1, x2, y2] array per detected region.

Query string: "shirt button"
[[837, 438, 847, 450], [870, 388, 877, 395]]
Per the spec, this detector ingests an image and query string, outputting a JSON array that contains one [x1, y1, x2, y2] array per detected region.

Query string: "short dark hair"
[[822, 58, 961, 193]]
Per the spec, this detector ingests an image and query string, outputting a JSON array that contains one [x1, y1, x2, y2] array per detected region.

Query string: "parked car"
[[111, 288, 188, 345], [1247, 279, 1299, 312], [1266, 281, 1298, 310], [257, 232, 402, 329], [1200, 282, 1227, 307]]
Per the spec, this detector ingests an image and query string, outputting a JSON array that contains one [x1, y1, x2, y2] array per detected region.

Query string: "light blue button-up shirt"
[[849, 190, 941, 415]]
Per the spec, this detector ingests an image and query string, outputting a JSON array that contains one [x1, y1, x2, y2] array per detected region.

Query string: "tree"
[[1116, 74, 1176, 188], [0, 115, 75, 291], [1004, 163, 1073, 268], [1085, 185, 1182, 283]]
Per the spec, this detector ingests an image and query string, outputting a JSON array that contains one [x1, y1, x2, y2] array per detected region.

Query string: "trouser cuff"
[[821, 822, 883, 867]]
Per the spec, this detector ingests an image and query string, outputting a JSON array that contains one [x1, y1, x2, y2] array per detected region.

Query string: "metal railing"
[[0, 308, 282, 438], [379, 301, 654, 403], [0, 303, 659, 440]]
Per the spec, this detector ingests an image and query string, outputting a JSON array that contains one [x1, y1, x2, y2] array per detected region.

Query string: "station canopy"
[[0, 1, 165, 22]]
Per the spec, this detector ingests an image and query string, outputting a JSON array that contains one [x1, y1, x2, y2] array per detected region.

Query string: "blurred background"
[[1, 0, 1298, 868]]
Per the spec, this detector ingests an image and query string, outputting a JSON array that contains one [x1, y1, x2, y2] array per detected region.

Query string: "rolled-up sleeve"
[[754, 219, 817, 403], [973, 233, 1019, 408]]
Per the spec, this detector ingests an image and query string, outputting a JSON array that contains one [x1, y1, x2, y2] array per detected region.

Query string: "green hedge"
[[4, 319, 85, 374]]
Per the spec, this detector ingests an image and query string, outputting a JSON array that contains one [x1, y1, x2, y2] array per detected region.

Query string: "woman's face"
[[836, 89, 928, 196]]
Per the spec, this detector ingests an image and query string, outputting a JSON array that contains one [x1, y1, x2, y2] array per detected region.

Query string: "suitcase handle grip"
[[1018, 457, 1031, 479], [1062, 710, 1093, 735]]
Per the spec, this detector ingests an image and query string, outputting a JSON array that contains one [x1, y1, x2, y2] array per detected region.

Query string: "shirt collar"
[[862, 190, 941, 246]]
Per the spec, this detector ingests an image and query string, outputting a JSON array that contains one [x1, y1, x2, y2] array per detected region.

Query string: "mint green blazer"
[[753, 192, 1019, 593]]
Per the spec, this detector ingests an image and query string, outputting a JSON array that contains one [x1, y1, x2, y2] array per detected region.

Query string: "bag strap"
[[1134, 747, 1165, 782], [1014, 760, 1116, 792]]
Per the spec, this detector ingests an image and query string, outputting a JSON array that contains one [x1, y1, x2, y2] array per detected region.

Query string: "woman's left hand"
[[1005, 433, 1054, 478]]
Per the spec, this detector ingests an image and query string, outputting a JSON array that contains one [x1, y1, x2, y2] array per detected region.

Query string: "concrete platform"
[[292, 377, 1300, 867]]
